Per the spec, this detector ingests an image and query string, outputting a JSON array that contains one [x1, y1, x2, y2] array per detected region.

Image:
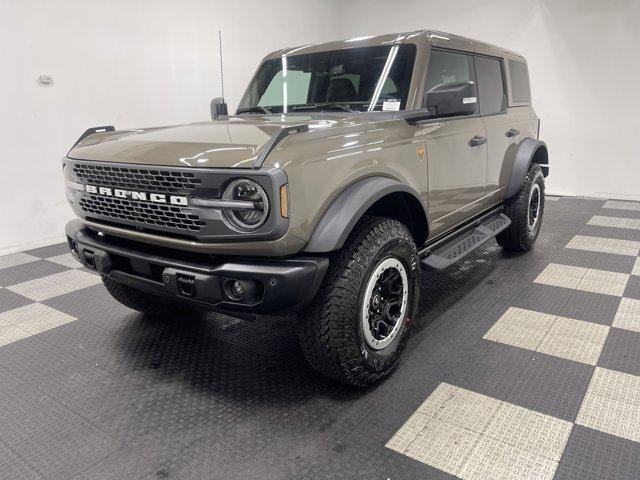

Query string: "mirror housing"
[[210, 97, 228, 120], [424, 81, 478, 118]]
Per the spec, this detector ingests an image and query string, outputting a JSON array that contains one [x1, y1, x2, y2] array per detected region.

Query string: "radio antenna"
[[218, 30, 225, 102]]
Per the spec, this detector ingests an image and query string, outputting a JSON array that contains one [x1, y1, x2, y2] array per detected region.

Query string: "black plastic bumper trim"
[[65, 220, 328, 314]]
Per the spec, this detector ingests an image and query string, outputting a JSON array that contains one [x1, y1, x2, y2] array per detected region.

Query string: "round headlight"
[[222, 178, 269, 231]]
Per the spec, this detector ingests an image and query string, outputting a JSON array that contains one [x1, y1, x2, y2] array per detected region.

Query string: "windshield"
[[237, 44, 416, 114]]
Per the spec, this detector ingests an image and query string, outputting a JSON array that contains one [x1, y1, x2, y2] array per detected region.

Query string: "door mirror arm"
[[397, 107, 437, 125]]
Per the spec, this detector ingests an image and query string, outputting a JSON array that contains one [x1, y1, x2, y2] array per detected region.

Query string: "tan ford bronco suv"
[[63, 30, 548, 386]]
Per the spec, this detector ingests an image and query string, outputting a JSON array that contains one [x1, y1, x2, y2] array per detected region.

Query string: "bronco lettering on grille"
[[85, 185, 188, 206]]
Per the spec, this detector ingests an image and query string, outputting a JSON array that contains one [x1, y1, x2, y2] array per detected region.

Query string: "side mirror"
[[210, 97, 228, 120], [424, 81, 478, 117]]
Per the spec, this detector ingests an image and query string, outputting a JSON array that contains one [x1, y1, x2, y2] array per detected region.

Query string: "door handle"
[[468, 135, 487, 147], [505, 128, 520, 138]]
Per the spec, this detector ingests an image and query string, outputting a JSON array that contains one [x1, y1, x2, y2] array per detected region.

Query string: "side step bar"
[[421, 210, 511, 270]]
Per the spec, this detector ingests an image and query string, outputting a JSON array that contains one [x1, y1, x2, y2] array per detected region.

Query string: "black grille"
[[73, 163, 202, 193], [79, 195, 206, 232]]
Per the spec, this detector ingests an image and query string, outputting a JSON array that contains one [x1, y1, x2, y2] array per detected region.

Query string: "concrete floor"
[[1, 195, 640, 479]]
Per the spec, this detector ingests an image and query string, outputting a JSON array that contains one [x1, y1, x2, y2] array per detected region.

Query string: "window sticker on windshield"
[[382, 100, 401, 111]]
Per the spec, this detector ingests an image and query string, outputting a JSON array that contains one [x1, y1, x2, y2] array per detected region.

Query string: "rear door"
[[474, 55, 511, 203], [422, 49, 488, 236]]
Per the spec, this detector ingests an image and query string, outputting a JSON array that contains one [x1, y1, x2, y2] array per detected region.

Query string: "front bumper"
[[66, 220, 328, 314]]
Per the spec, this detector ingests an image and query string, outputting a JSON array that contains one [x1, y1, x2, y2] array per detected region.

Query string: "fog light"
[[231, 281, 244, 297], [223, 278, 259, 303]]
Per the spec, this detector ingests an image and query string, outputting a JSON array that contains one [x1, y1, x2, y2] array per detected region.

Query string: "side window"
[[475, 56, 506, 115], [426, 50, 472, 91], [508, 60, 531, 104]]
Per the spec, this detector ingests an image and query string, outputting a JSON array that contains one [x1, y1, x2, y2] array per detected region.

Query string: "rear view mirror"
[[424, 81, 478, 117], [210, 97, 228, 120]]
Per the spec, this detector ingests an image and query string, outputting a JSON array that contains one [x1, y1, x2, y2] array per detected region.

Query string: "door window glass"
[[426, 50, 471, 91], [475, 56, 506, 115], [508, 60, 531, 103]]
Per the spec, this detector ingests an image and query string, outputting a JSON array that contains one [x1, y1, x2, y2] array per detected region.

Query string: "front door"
[[421, 49, 488, 237]]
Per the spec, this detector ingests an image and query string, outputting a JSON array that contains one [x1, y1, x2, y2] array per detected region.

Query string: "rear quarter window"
[[508, 60, 531, 104]]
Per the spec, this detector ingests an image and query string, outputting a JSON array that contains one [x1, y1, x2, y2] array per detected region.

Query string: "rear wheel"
[[497, 163, 545, 251], [297, 216, 420, 387], [102, 277, 183, 315]]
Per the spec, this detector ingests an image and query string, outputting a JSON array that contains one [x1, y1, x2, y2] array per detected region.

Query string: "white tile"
[[565, 235, 640, 257], [483, 402, 573, 462], [633, 258, 640, 276], [588, 216, 624, 228], [577, 268, 629, 296], [587, 367, 640, 406], [603, 200, 640, 211], [0, 325, 33, 347], [45, 269, 102, 290], [432, 385, 502, 432], [534, 264, 586, 290], [47, 253, 82, 269], [484, 308, 609, 365], [0, 252, 39, 270], [577, 367, 640, 443], [7, 278, 76, 302], [538, 316, 609, 365], [387, 383, 571, 479], [1, 303, 76, 335], [403, 418, 480, 476], [458, 436, 560, 480], [613, 297, 640, 333], [7, 269, 101, 301], [0, 303, 76, 347], [535, 264, 629, 297], [483, 307, 555, 350], [576, 393, 640, 443]]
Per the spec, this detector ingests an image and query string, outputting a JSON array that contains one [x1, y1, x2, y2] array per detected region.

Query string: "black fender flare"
[[505, 138, 549, 198], [303, 177, 427, 253]]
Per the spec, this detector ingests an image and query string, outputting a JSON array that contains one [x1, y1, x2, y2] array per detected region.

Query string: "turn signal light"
[[280, 184, 289, 218]]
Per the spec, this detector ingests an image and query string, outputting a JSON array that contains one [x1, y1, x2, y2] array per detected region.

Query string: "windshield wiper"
[[237, 106, 272, 115], [291, 103, 356, 112]]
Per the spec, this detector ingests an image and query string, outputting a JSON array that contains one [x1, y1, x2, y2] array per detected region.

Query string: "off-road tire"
[[497, 162, 545, 251], [297, 216, 420, 387], [102, 277, 183, 315]]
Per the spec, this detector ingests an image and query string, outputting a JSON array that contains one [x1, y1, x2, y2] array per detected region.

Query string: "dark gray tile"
[[0, 440, 44, 480], [449, 342, 528, 400], [0, 287, 32, 313], [553, 247, 636, 274], [599, 208, 640, 220], [581, 224, 640, 243], [17, 421, 120, 480], [503, 353, 593, 421], [511, 283, 621, 325], [23, 242, 69, 259], [0, 259, 69, 287], [557, 425, 640, 480], [0, 335, 86, 385], [598, 327, 640, 376], [623, 275, 640, 300]]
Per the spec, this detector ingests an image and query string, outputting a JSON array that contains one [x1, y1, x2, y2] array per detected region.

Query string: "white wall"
[[0, 0, 342, 254], [3, 0, 640, 253], [334, 0, 640, 201]]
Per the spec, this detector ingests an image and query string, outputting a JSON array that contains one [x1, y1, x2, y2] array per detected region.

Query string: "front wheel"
[[497, 163, 545, 251], [297, 216, 420, 387]]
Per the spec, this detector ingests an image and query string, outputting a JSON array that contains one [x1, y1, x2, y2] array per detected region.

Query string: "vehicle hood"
[[67, 115, 374, 168]]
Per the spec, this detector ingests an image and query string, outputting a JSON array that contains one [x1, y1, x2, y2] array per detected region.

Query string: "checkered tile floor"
[[2, 196, 640, 479]]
